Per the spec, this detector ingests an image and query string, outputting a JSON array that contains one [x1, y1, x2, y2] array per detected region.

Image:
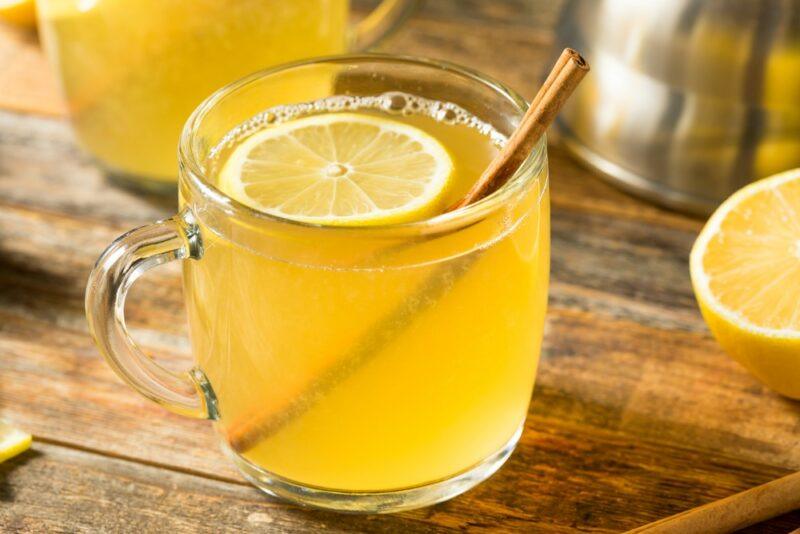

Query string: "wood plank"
[[0, 442, 444, 533], [1, 150, 797, 477], [1, 200, 797, 485], [0, 110, 707, 340], [0, 167, 701, 335], [536, 310, 800, 470], [2, 198, 795, 527], [1, 108, 797, 530], [1, 2, 798, 530], [0, 426, 795, 532], [3, 291, 798, 485], [0, 141, 702, 339]]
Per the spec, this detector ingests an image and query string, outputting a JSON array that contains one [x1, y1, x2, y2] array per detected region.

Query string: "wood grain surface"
[[1, 1, 799, 532]]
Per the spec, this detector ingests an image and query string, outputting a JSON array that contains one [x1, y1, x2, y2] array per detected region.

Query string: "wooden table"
[[1, 2, 799, 532]]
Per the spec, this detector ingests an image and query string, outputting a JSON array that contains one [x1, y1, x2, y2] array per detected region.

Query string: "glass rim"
[[178, 53, 546, 237]]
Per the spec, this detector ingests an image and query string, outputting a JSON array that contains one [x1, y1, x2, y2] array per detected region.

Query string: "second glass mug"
[[37, 0, 416, 191], [85, 56, 550, 512]]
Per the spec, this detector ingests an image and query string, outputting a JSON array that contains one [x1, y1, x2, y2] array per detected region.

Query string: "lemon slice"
[[0, 0, 36, 28], [0, 420, 31, 462], [219, 112, 453, 226], [690, 168, 800, 398]]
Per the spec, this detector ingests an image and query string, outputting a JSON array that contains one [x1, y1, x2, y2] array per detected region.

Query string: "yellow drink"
[[85, 57, 549, 511], [37, 0, 349, 184], [182, 95, 550, 491]]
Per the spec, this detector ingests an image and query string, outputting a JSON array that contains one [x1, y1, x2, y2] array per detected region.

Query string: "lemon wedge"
[[219, 112, 453, 226], [0, 0, 36, 28], [0, 420, 31, 462], [690, 168, 800, 398]]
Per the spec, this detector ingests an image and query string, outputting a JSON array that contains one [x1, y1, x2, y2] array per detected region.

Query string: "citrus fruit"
[[219, 112, 453, 226], [0, 420, 31, 462], [690, 168, 800, 398]]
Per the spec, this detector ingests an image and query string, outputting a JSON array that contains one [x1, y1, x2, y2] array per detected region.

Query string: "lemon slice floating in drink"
[[690, 168, 800, 398], [219, 112, 453, 226], [0, 420, 31, 462]]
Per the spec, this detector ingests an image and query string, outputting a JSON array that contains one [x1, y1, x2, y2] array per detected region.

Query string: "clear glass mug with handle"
[[37, 0, 417, 192], [85, 55, 550, 513]]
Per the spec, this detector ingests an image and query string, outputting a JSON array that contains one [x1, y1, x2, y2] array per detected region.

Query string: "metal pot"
[[552, 0, 800, 214]]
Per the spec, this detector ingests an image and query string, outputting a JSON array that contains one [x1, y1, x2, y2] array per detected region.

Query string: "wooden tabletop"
[[1, 2, 799, 532]]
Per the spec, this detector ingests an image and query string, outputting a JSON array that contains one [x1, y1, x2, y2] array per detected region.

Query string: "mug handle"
[[85, 211, 216, 420], [351, 0, 419, 51]]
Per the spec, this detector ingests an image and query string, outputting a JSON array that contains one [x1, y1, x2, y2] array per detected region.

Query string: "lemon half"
[[0, 420, 31, 462], [690, 168, 800, 398], [219, 112, 453, 226]]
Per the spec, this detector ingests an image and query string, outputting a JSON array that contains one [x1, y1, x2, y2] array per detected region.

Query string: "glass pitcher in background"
[[37, 0, 416, 192]]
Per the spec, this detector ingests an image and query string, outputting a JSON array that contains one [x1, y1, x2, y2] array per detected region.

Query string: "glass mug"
[[37, 0, 416, 191], [85, 56, 550, 512]]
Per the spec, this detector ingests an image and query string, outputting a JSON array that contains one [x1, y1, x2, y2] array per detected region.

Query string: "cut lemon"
[[0, 420, 31, 462], [690, 168, 800, 398], [0, 0, 36, 28], [219, 112, 453, 226]]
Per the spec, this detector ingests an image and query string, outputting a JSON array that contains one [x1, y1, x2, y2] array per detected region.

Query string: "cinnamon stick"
[[227, 49, 589, 453], [626, 471, 800, 534], [449, 48, 588, 211]]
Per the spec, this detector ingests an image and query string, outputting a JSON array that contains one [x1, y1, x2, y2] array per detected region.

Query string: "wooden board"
[[1, 2, 799, 532]]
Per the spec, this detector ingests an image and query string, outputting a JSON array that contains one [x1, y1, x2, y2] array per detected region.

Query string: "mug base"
[[224, 422, 523, 513]]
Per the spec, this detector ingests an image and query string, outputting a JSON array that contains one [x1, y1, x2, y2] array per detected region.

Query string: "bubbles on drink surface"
[[208, 91, 507, 164]]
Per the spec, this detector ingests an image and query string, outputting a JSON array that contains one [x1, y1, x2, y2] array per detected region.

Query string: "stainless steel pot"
[[552, 0, 800, 214]]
